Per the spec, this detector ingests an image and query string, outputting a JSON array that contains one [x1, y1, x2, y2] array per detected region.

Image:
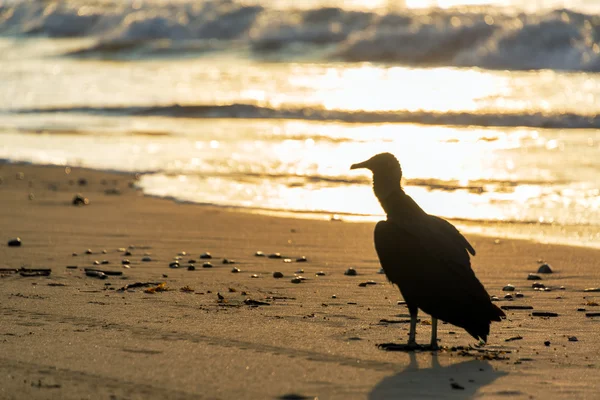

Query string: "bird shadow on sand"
[[369, 352, 507, 399]]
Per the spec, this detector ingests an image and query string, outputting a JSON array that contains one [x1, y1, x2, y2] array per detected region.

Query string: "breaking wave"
[[11, 103, 600, 129], [2, 0, 600, 71]]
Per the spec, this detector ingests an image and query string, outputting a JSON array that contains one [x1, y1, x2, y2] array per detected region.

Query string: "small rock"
[[251, 274, 259, 278], [273, 272, 284, 278], [101, 260, 109, 265], [515, 292, 524, 298], [72, 252, 77, 256], [255, 251, 265, 257], [332, 295, 337, 299], [7, 238, 22, 247], [344, 268, 357, 276], [283, 258, 292, 263], [544, 341, 551, 346], [102, 249, 107, 254], [169, 262, 180, 269], [77, 178, 87, 186], [296, 269, 304, 274], [141, 256, 152, 262], [222, 259, 235, 264], [559, 286, 565, 290], [537, 263, 553, 274], [504, 294, 513, 299], [532, 282, 545, 289], [268, 253, 282, 259], [28, 193, 35, 200], [187, 265, 195, 271], [231, 267, 241, 273], [490, 296, 500, 302], [291, 277, 302, 284], [85, 249, 93, 254], [568, 336, 578, 342], [577, 308, 586, 312], [188, 259, 196, 264], [66, 265, 78, 269], [584, 288, 600, 292], [72, 194, 89, 206], [531, 312, 558, 317], [178, 251, 187, 256], [117, 247, 126, 252], [451, 382, 465, 390], [527, 274, 542, 280], [85, 270, 107, 279], [502, 284, 515, 291], [124, 250, 132, 256], [200, 252, 212, 259], [202, 262, 212, 268], [93, 260, 100, 265], [377, 268, 385, 274], [315, 271, 326, 276], [296, 256, 307, 262]]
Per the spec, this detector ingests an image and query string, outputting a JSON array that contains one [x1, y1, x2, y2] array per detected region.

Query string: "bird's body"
[[351, 152, 504, 347]]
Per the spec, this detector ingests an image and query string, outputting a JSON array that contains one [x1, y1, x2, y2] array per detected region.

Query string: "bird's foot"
[[377, 342, 425, 352]]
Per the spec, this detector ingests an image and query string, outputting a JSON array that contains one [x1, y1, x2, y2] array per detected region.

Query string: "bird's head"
[[350, 152, 402, 182]]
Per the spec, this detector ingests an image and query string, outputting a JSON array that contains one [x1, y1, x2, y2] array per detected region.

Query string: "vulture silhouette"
[[351, 152, 504, 349]]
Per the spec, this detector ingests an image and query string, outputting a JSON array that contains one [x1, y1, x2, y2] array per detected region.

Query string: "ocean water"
[[1, 0, 599, 247]]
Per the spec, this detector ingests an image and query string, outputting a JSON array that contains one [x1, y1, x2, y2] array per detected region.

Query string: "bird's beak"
[[350, 160, 370, 170]]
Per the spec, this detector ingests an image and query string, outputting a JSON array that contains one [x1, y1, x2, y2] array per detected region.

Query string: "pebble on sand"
[[187, 265, 196, 271], [169, 262, 180, 268], [231, 267, 241, 273], [7, 238, 22, 247], [273, 272, 284, 278], [291, 277, 302, 284], [101, 260, 109, 265], [72, 194, 89, 206], [200, 252, 212, 259], [222, 259, 236, 264], [255, 251, 265, 257], [515, 292, 525, 298], [296, 256, 307, 262], [315, 271, 326, 276], [502, 284, 515, 291], [544, 341, 551, 346], [527, 274, 542, 280], [202, 262, 213, 268], [377, 268, 385, 274], [537, 263, 554, 274], [344, 268, 357, 276], [251, 274, 259, 278], [141, 256, 152, 262], [532, 282, 545, 289], [268, 253, 282, 259], [85, 249, 93, 254], [283, 258, 292, 263], [568, 336, 578, 342]]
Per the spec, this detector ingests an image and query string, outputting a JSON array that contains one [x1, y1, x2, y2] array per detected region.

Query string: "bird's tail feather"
[[490, 303, 506, 321]]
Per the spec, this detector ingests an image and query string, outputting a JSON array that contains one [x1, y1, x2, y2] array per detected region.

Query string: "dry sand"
[[0, 163, 599, 400]]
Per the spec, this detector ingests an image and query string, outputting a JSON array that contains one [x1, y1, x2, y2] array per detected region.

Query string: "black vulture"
[[351, 152, 505, 349]]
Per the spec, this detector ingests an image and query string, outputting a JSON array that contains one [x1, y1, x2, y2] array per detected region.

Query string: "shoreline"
[[1, 162, 599, 399], [3, 160, 599, 251]]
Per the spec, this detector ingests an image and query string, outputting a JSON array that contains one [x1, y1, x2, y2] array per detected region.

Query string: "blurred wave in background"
[[1, 0, 599, 247]]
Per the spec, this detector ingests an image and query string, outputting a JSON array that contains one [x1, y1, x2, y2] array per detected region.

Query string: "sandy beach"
[[0, 162, 599, 400]]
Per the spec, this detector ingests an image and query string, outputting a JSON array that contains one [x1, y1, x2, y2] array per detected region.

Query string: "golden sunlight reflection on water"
[[288, 66, 503, 112]]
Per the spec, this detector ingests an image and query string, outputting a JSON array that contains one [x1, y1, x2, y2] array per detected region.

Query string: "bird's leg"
[[429, 317, 439, 350], [407, 306, 418, 348]]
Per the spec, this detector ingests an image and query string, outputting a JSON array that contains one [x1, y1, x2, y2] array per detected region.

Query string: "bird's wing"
[[387, 214, 475, 269]]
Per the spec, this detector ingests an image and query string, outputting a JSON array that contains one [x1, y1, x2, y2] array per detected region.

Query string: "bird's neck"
[[374, 178, 425, 219]]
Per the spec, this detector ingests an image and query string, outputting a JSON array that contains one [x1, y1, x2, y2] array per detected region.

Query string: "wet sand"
[[0, 163, 599, 400]]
